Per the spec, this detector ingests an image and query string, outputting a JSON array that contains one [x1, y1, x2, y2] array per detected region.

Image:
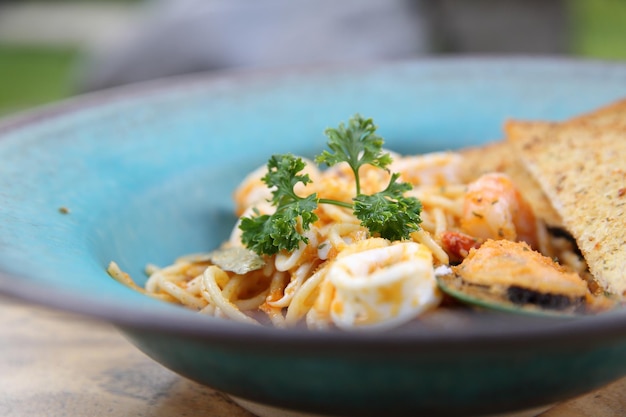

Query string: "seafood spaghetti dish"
[[108, 99, 626, 331]]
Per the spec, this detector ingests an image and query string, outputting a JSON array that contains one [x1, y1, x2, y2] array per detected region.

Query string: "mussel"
[[435, 239, 593, 317]]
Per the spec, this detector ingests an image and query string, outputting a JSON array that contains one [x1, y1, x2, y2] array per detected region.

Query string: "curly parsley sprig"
[[239, 114, 423, 256], [316, 115, 392, 195]]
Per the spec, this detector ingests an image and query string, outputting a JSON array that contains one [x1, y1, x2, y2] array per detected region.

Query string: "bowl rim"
[[2, 56, 626, 352]]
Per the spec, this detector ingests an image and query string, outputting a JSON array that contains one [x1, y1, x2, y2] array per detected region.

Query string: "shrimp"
[[460, 172, 538, 248]]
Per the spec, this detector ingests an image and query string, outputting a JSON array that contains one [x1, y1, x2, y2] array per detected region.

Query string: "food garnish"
[[239, 114, 422, 256]]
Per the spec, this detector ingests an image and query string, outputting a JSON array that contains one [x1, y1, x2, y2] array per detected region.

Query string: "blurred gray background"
[[0, 0, 623, 115], [76, 0, 570, 91]]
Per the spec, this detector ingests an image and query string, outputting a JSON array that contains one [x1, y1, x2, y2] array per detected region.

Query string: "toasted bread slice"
[[506, 100, 626, 296]]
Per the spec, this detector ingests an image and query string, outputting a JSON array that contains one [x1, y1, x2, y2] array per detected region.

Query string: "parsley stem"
[[318, 198, 353, 209], [352, 168, 361, 195]]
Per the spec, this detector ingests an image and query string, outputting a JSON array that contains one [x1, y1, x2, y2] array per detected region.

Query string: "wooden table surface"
[[1, 295, 625, 417]]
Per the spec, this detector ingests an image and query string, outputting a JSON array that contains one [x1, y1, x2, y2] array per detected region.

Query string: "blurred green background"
[[0, 0, 625, 118], [0, 0, 142, 116]]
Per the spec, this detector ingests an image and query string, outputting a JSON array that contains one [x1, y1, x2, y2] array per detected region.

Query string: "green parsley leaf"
[[315, 114, 392, 195], [264, 154, 313, 207], [353, 173, 422, 241], [239, 154, 319, 255], [239, 194, 319, 256]]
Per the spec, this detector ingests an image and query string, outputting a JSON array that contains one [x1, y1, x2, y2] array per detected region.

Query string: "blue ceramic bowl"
[[2, 57, 626, 417]]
